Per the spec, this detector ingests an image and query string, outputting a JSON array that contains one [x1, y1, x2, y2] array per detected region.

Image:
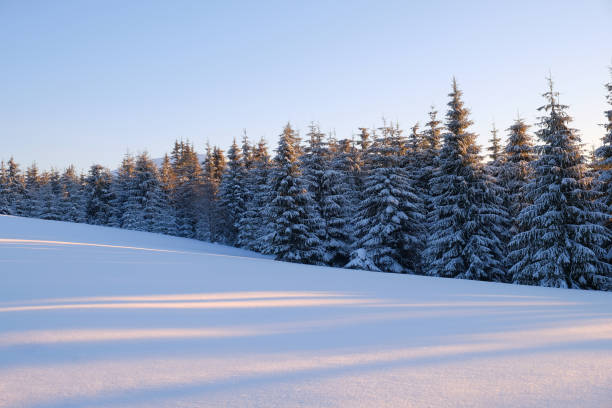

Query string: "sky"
[[1, 0, 611, 171]]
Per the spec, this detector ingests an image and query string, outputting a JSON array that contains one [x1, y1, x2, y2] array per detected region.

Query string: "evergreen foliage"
[[509, 78, 611, 289], [347, 124, 424, 273], [424, 79, 507, 281], [262, 123, 324, 264]]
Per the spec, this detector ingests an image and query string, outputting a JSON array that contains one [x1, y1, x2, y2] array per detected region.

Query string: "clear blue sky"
[[1, 0, 611, 171]]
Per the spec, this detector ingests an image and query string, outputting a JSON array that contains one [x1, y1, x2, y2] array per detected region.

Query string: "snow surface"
[[1, 215, 611, 407]]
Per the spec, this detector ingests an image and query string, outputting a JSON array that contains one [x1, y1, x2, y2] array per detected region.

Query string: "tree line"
[[2, 74, 612, 291]]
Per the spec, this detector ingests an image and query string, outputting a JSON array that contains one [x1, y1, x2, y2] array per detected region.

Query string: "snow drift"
[[1, 215, 611, 407]]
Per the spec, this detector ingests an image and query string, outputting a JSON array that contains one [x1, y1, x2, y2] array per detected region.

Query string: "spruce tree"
[[595, 68, 612, 263], [59, 165, 85, 223], [299, 123, 328, 261], [322, 138, 357, 265], [115, 154, 139, 229], [218, 139, 247, 244], [38, 170, 62, 220], [4, 158, 24, 214], [424, 79, 507, 281], [420, 108, 444, 230], [347, 124, 424, 273], [0, 162, 10, 214], [262, 123, 324, 264], [500, 118, 535, 234], [17, 163, 42, 217], [236, 137, 272, 250], [133, 153, 175, 234], [172, 141, 204, 238], [84, 164, 115, 225], [509, 78, 611, 289]]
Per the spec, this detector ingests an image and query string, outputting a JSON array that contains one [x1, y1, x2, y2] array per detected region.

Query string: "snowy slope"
[[1, 215, 611, 408]]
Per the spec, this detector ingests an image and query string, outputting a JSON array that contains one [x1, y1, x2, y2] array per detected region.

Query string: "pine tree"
[[262, 123, 324, 264], [172, 141, 204, 238], [509, 78, 611, 289], [236, 137, 272, 250], [84, 164, 115, 225], [59, 165, 85, 222], [4, 158, 24, 214], [38, 170, 62, 220], [500, 118, 535, 234], [17, 163, 42, 217], [0, 162, 10, 214], [595, 68, 612, 265], [131, 153, 175, 233], [420, 108, 444, 237], [218, 139, 247, 244], [424, 79, 507, 281], [115, 154, 139, 229], [322, 138, 357, 265], [299, 123, 328, 261], [347, 124, 424, 273]]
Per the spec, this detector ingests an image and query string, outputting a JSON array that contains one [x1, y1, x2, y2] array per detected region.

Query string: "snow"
[[1, 215, 611, 407]]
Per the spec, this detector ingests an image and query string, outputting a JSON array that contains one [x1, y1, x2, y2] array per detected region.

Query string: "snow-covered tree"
[[218, 139, 247, 244], [17, 163, 42, 217], [114, 154, 139, 229], [0, 162, 11, 214], [499, 118, 535, 234], [424, 79, 507, 281], [509, 78, 611, 290], [347, 124, 424, 273], [171, 141, 205, 238], [133, 153, 175, 234], [59, 165, 85, 223], [84, 164, 115, 225], [420, 107, 444, 224], [236, 137, 272, 250], [38, 170, 62, 220], [322, 138, 357, 265], [262, 123, 324, 264], [299, 123, 329, 261], [595, 68, 612, 264]]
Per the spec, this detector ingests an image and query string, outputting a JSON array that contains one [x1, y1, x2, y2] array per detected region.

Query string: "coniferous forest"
[[3, 76, 612, 291]]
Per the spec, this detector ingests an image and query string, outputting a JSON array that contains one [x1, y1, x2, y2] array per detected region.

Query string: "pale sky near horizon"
[[1, 0, 611, 172]]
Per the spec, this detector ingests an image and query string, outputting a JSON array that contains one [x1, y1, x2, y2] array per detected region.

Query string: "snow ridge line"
[[0, 238, 261, 261]]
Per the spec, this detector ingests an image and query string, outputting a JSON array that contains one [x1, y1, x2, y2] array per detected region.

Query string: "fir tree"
[[172, 141, 204, 238], [424, 79, 507, 281], [218, 138, 247, 244], [262, 123, 324, 264], [59, 165, 85, 222], [133, 153, 175, 234], [595, 67, 612, 264], [115, 154, 139, 229], [322, 138, 358, 265], [4, 158, 24, 214], [236, 137, 272, 250], [17, 163, 42, 217], [0, 162, 10, 214], [509, 78, 611, 289], [420, 107, 444, 228], [347, 124, 424, 273], [84, 164, 115, 225], [38, 170, 62, 220], [500, 118, 535, 234]]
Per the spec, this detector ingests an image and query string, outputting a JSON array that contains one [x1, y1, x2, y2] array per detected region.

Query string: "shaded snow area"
[[1, 215, 611, 408]]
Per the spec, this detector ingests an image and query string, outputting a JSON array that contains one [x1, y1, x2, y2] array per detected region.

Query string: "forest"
[[2, 76, 612, 291]]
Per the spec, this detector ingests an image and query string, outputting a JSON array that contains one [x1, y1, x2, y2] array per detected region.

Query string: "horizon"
[[2, 0, 611, 172]]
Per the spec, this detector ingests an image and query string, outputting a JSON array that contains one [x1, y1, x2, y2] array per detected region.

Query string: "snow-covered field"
[[1, 215, 611, 408]]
